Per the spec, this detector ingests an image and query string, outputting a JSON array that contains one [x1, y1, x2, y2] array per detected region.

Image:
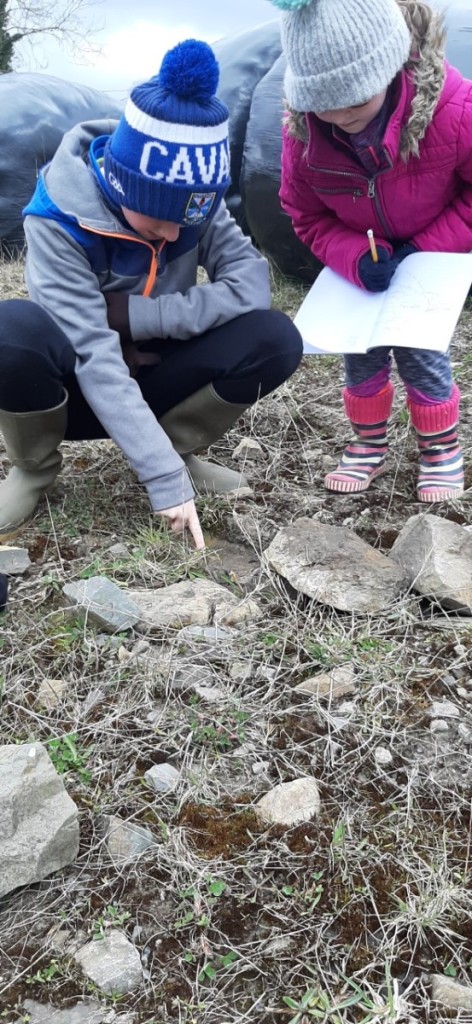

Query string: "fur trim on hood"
[[284, 0, 446, 160]]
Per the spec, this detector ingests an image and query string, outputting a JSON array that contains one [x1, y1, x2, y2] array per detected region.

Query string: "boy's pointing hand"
[[156, 500, 205, 549]]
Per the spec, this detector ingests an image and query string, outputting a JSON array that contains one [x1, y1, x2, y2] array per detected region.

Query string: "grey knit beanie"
[[271, 0, 411, 112]]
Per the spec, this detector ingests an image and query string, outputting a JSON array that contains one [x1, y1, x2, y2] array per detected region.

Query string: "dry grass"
[[0, 255, 471, 1023]]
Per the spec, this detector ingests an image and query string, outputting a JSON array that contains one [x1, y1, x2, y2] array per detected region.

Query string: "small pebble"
[[430, 719, 449, 734], [458, 723, 472, 744], [374, 746, 393, 765], [144, 763, 180, 794], [429, 700, 460, 719]]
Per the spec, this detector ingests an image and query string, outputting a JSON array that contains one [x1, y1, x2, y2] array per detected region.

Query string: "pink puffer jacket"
[[280, 62, 472, 287]]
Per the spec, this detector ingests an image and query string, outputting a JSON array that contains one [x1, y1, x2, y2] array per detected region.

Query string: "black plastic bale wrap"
[[0, 574, 7, 613], [213, 23, 283, 231], [241, 53, 322, 282], [0, 73, 122, 254]]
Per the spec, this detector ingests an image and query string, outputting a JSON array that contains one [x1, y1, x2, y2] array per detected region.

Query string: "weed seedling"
[[46, 733, 92, 784], [92, 904, 131, 940]]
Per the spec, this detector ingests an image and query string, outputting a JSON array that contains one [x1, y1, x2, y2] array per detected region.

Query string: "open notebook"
[[296, 252, 472, 355]]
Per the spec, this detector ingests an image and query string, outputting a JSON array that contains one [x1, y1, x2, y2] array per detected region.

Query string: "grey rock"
[[63, 577, 141, 632], [193, 683, 226, 702], [221, 597, 261, 626], [0, 545, 31, 574], [107, 543, 131, 559], [23, 999, 106, 1024], [130, 579, 260, 630], [329, 717, 351, 732], [337, 700, 356, 715], [172, 664, 214, 691], [178, 624, 234, 643], [74, 929, 143, 995], [256, 777, 321, 826], [232, 438, 264, 460], [390, 514, 472, 613], [43, 925, 72, 952], [429, 700, 461, 718], [144, 763, 180, 794], [374, 746, 393, 765], [0, 742, 79, 897], [102, 815, 156, 864], [431, 974, 472, 1010], [295, 663, 356, 700], [228, 659, 254, 683], [458, 723, 472, 744], [430, 719, 450, 734], [36, 677, 66, 710], [265, 518, 408, 613]]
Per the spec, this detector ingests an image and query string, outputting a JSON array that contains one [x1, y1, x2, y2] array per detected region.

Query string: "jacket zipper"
[[365, 175, 392, 238], [78, 223, 166, 296], [307, 162, 392, 237]]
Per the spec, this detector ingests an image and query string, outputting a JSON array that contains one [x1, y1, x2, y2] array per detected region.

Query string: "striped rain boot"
[[324, 382, 394, 494], [408, 384, 464, 502]]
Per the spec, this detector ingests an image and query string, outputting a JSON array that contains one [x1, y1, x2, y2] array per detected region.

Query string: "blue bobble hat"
[[104, 39, 230, 226], [269, 0, 411, 112]]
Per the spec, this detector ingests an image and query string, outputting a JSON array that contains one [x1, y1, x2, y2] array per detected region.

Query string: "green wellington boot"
[[0, 392, 68, 540], [159, 383, 252, 495]]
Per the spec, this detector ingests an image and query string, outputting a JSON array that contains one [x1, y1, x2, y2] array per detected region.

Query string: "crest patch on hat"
[[184, 192, 216, 224]]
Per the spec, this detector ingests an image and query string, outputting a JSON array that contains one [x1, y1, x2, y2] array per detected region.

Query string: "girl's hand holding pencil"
[[358, 242, 396, 292], [358, 232, 419, 292]]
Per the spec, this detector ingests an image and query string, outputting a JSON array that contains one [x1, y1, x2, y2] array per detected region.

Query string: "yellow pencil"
[[367, 228, 378, 263]]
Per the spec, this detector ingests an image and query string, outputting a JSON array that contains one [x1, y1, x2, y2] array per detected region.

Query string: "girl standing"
[[272, 0, 469, 500]]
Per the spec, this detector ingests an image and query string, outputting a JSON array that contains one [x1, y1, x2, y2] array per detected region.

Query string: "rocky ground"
[[0, 261, 471, 1024]]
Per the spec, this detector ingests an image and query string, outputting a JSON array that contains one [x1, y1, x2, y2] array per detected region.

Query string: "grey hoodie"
[[23, 120, 271, 511]]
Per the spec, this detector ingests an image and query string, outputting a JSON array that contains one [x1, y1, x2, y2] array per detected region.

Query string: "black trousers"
[[0, 300, 303, 439]]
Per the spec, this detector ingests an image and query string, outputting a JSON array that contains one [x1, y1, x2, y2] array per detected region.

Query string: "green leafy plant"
[[92, 904, 131, 940], [46, 733, 92, 784], [198, 951, 239, 983], [283, 969, 402, 1024], [305, 639, 331, 664], [190, 708, 249, 752], [331, 822, 346, 849], [174, 878, 227, 931], [25, 959, 62, 985], [44, 616, 85, 651], [357, 637, 393, 654], [281, 871, 325, 912]]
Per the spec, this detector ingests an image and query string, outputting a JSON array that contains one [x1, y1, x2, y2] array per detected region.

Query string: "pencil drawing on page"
[[296, 252, 472, 355]]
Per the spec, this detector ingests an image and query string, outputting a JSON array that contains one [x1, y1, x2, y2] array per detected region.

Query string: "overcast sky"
[[17, 0, 280, 97]]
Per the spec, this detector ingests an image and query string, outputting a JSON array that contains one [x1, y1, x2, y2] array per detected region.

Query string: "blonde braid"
[[396, 0, 446, 159]]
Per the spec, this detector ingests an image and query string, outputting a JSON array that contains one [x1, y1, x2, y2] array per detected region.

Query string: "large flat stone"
[[74, 929, 143, 995], [63, 577, 141, 631], [23, 999, 105, 1024], [265, 519, 408, 613], [390, 514, 472, 613], [0, 743, 79, 897]]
